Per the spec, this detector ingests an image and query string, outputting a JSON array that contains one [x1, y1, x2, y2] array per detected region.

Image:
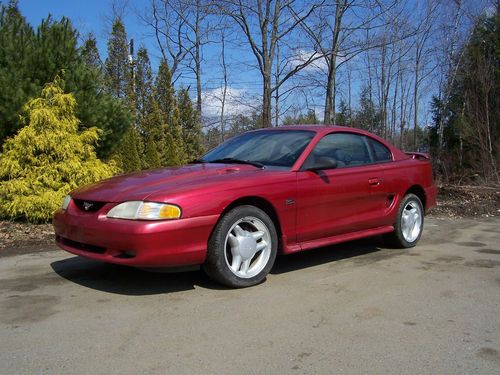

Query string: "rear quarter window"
[[366, 137, 393, 162]]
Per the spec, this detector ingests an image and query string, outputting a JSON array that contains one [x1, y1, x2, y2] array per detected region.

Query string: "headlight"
[[61, 195, 71, 210], [107, 201, 181, 220]]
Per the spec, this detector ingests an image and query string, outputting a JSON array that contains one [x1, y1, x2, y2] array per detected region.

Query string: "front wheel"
[[384, 193, 424, 248], [203, 205, 278, 288]]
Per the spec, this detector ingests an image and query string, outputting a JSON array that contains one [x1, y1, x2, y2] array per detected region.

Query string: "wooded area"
[[0, 0, 498, 221]]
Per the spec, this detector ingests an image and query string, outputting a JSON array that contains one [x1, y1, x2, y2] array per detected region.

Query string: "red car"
[[53, 126, 437, 287]]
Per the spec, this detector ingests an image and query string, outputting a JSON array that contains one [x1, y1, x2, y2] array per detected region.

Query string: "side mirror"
[[305, 157, 338, 172]]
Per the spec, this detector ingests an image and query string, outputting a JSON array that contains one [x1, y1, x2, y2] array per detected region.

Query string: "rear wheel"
[[384, 193, 424, 248], [203, 205, 278, 288]]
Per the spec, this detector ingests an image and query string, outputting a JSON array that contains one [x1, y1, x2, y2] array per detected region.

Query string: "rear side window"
[[366, 137, 392, 162]]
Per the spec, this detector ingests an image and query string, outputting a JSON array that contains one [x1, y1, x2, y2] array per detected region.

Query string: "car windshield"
[[201, 130, 315, 169]]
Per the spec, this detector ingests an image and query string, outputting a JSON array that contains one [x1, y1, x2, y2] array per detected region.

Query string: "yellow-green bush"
[[0, 77, 119, 222]]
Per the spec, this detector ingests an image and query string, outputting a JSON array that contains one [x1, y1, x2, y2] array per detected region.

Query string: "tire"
[[384, 193, 424, 248], [203, 205, 278, 288]]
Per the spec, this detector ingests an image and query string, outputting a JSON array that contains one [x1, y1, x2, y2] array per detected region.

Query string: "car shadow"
[[50, 256, 226, 296], [51, 236, 392, 295]]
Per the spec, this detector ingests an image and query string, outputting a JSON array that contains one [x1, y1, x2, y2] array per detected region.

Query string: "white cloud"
[[484, 4, 496, 17], [201, 87, 259, 119], [290, 50, 328, 73], [289, 50, 347, 74]]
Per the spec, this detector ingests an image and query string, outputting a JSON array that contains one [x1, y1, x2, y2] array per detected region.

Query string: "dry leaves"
[[430, 185, 500, 218], [0, 221, 54, 253]]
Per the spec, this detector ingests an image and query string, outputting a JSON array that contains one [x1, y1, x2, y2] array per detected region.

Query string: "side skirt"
[[282, 225, 394, 254]]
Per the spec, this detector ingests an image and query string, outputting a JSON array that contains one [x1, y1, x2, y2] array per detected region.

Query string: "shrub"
[[0, 77, 118, 222]]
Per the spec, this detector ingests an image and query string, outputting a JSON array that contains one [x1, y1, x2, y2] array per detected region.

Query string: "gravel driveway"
[[0, 217, 499, 374]]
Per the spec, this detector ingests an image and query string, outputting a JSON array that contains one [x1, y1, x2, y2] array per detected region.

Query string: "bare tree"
[[437, 0, 464, 149], [274, 41, 281, 127], [141, 0, 191, 78], [293, 0, 349, 124], [321, 1, 348, 124], [295, 1, 406, 125], [272, 36, 313, 126], [411, 0, 439, 148], [217, 0, 325, 127], [140, 0, 212, 117], [219, 29, 229, 141], [176, 0, 213, 119]]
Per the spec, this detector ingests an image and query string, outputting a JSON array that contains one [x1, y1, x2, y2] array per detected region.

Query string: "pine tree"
[[177, 88, 202, 159], [104, 18, 130, 99], [155, 59, 176, 119], [81, 34, 101, 70], [104, 18, 141, 170], [141, 97, 166, 169], [155, 59, 186, 165], [226, 113, 260, 138], [44, 17, 131, 158], [166, 106, 187, 166], [354, 86, 383, 135], [143, 138, 161, 169], [0, 2, 35, 141], [204, 127, 223, 150], [336, 99, 352, 126], [135, 47, 153, 121], [117, 126, 142, 172], [0, 4, 130, 157], [0, 77, 117, 222]]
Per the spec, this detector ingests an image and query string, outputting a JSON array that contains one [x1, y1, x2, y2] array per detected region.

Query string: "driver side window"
[[302, 133, 372, 169]]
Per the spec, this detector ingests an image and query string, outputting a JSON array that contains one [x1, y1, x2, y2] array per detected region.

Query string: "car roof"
[[254, 124, 342, 131], [251, 124, 407, 161], [253, 124, 376, 137]]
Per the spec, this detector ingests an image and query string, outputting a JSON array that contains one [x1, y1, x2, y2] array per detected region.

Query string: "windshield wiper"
[[207, 158, 265, 169]]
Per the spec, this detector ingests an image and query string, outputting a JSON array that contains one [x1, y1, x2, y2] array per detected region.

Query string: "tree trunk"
[[323, 1, 345, 125], [391, 57, 400, 142], [379, 42, 387, 137], [347, 63, 352, 124], [195, 0, 202, 120], [367, 41, 373, 133], [274, 42, 280, 127], [220, 31, 228, 142], [332, 66, 337, 124], [323, 58, 335, 124], [413, 49, 420, 150], [263, 72, 272, 128]]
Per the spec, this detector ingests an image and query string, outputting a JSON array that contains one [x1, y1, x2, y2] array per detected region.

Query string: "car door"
[[295, 132, 389, 243]]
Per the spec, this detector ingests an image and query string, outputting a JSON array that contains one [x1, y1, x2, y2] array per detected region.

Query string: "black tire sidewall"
[[204, 205, 278, 288], [393, 194, 424, 248]]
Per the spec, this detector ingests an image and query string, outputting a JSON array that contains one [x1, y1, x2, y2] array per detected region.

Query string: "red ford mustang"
[[53, 125, 437, 287]]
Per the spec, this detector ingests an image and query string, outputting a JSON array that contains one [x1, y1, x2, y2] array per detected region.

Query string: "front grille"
[[57, 236, 106, 254], [73, 199, 106, 213]]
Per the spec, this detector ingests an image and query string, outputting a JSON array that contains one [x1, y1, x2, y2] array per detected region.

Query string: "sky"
[[20, 0, 140, 55], [9, 0, 492, 126]]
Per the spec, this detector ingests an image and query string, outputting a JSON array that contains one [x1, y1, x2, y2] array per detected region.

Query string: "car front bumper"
[[53, 206, 219, 268]]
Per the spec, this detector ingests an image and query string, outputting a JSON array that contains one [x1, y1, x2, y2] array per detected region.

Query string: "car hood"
[[70, 163, 268, 203]]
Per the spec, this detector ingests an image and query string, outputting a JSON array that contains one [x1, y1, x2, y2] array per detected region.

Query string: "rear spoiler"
[[405, 152, 430, 160]]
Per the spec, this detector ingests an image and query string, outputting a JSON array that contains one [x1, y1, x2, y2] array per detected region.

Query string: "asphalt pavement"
[[0, 217, 499, 374]]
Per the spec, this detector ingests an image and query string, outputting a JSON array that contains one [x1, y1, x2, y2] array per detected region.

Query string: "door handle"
[[368, 178, 382, 186]]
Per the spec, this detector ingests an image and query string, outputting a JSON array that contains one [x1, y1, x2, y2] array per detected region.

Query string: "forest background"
[[0, 0, 498, 222]]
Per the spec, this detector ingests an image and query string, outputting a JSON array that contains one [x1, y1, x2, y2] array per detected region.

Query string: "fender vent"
[[386, 194, 396, 207]]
